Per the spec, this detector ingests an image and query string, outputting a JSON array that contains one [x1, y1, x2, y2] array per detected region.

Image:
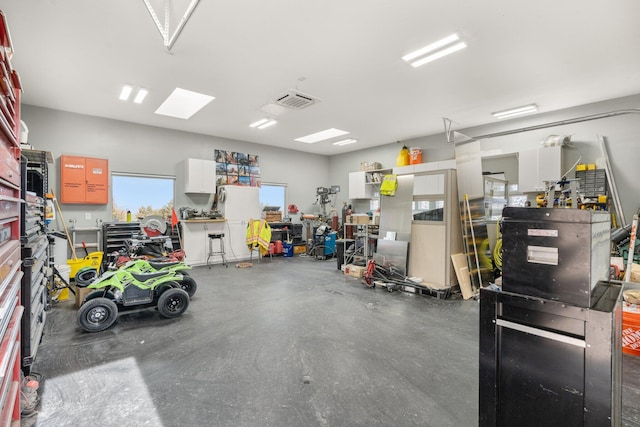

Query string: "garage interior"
[[1, 1, 640, 426]]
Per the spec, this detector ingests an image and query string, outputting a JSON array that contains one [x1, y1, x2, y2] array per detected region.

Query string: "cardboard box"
[[361, 162, 382, 171], [347, 214, 370, 225], [264, 212, 282, 222], [631, 263, 640, 284], [622, 303, 640, 356], [344, 264, 366, 278], [74, 285, 93, 308]]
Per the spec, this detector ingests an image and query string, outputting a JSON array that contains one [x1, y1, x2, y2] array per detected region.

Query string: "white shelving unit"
[[348, 169, 392, 199]]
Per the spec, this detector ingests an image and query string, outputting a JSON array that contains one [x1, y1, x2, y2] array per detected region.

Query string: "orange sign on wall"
[[60, 155, 108, 204]]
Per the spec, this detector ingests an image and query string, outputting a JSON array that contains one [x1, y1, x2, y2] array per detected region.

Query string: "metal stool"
[[207, 233, 227, 268]]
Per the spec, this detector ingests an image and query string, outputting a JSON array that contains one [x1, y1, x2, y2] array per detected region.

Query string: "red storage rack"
[[0, 9, 23, 425]]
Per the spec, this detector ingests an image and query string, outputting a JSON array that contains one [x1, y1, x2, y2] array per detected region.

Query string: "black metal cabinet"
[[268, 222, 303, 245], [20, 151, 51, 374], [102, 222, 142, 255], [20, 234, 48, 373], [501, 207, 610, 307], [479, 284, 622, 426], [481, 207, 621, 427]]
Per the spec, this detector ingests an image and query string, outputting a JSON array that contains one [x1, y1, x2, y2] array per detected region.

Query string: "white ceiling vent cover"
[[273, 90, 320, 110]]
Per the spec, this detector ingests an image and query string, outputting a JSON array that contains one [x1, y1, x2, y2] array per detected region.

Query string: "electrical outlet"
[[85, 213, 91, 220]]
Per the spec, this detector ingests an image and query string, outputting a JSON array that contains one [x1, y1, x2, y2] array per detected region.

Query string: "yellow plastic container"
[[396, 146, 410, 166], [67, 251, 103, 279]]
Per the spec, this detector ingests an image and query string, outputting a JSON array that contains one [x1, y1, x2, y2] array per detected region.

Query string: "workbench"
[[180, 219, 227, 266]]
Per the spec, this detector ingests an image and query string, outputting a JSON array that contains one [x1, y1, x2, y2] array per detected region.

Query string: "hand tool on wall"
[[47, 190, 77, 260]]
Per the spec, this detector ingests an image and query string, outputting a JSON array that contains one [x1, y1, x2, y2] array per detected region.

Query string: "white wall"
[[22, 92, 640, 236], [329, 93, 640, 224], [22, 105, 331, 232]]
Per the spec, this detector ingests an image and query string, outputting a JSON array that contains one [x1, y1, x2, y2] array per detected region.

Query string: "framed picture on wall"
[[215, 149, 260, 186], [215, 149, 225, 163]]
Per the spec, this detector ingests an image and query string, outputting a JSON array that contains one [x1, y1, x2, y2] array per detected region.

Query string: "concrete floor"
[[23, 256, 640, 426]]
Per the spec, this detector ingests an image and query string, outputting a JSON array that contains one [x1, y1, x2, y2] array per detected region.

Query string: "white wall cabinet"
[[184, 158, 216, 194], [413, 173, 444, 195], [348, 171, 373, 199], [518, 146, 563, 192]]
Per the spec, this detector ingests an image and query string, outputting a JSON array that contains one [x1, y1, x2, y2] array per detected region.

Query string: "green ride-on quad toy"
[[76, 267, 190, 332]]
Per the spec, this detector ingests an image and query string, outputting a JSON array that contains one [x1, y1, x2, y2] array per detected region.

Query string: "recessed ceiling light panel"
[[155, 87, 215, 120], [133, 88, 148, 104], [295, 128, 349, 144], [119, 84, 133, 101]]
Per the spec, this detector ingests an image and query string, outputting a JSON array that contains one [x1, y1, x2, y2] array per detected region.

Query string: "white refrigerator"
[[218, 185, 261, 261]]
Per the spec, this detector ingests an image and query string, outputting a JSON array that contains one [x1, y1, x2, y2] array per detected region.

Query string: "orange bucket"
[[622, 303, 640, 356], [409, 147, 423, 164]]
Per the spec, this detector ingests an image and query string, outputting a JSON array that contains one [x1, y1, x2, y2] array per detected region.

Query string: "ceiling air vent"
[[273, 90, 320, 110]]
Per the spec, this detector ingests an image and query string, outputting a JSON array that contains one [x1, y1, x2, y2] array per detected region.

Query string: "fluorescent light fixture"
[[119, 85, 133, 101], [133, 88, 148, 104], [403, 33, 467, 67], [250, 118, 277, 129], [410, 42, 467, 67], [402, 33, 460, 62], [295, 128, 349, 144], [155, 88, 215, 120], [332, 138, 357, 146], [249, 118, 270, 128], [257, 119, 277, 129], [492, 104, 538, 119]]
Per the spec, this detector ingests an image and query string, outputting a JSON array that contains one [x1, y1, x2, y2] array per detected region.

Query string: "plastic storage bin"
[[283, 243, 294, 257]]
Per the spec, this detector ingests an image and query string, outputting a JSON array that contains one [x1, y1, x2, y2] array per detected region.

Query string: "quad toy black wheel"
[[77, 297, 118, 332], [157, 288, 190, 318], [178, 276, 197, 297]]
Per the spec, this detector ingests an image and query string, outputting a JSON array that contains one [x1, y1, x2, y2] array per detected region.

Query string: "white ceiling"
[[4, 1, 640, 156]]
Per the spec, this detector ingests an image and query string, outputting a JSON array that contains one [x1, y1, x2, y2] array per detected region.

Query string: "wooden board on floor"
[[451, 253, 474, 300]]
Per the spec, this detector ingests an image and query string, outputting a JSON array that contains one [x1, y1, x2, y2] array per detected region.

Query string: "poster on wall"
[[215, 149, 261, 187]]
